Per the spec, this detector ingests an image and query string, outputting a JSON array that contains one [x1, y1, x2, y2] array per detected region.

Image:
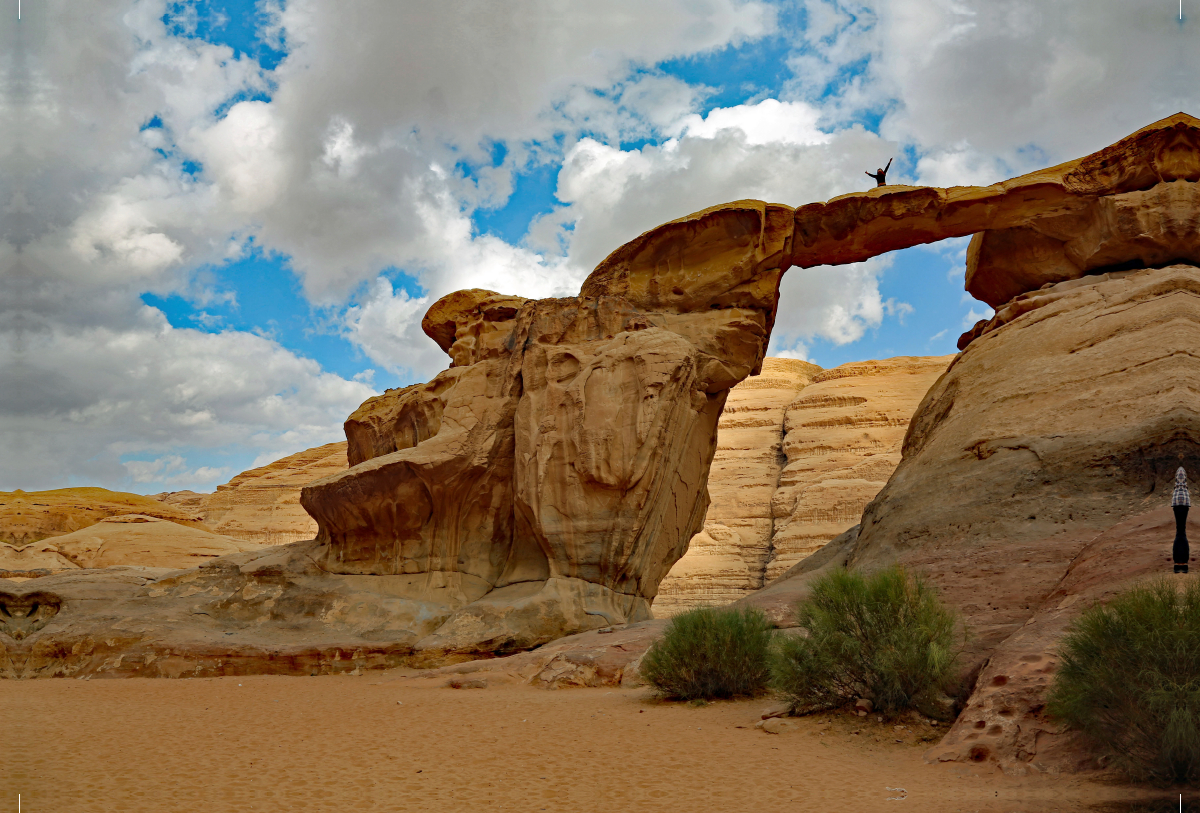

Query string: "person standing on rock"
[[866, 158, 893, 187], [1172, 466, 1191, 574]]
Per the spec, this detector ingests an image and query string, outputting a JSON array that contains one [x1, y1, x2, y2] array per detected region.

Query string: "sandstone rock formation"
[[0, 488, 208, 548], [199, 442, 349, 545], [10, 111, 1200, 735], [0, 513, 260, 574], [301, 201, 795, 653], [652, 358, 820, 615], [767, 356, 953, 581], [789, 113, 1200, 297], [653, 355, 951, 615], [840, 263, 1200, 772], [43, 515, 261, 570]]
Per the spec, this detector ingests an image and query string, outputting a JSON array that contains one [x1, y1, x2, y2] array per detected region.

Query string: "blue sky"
[[14, 0, 1181, 493], [146, 0, 968, 402]]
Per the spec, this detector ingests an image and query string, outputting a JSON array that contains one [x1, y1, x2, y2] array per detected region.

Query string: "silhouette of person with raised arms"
[[1172, 466, 1191, 573], [866, 158, 893, 187]]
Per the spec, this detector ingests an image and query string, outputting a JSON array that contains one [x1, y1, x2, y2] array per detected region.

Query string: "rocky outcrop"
[[652, 358, 820, 615], [840, 263, 1200, 773], [199, 442, 349, 545], [0, 488, 208, 548], [38, 515, 261, 570], [300, 201, 794, 654], [10, 113, 1200, 701], [767, 356, 953, 581]]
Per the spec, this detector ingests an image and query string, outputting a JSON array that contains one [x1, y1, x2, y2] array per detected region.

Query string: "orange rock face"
[[300, 200, 795, 652], [200, 442, 349, 546], [653, 355, 951, 615], [767, 356, 953, 580], [0, 487, 208, 548], [651, 358, 820, 615]]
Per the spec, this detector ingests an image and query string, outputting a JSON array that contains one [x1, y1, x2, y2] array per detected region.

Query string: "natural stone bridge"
[[6, 115, 1200, 777]]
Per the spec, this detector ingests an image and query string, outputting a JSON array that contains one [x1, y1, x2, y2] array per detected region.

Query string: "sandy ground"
[[0, 672, 1179, 813]]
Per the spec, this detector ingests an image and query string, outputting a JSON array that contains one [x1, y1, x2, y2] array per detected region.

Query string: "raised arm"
[[884, 157, 893, 172]]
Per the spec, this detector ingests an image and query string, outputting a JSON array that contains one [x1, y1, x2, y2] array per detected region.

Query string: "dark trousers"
[[1174, 505, 1190, 573]]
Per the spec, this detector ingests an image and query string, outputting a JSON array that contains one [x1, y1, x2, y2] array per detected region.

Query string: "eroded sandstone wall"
[[200, 442, 349, 545], [653, 355, 951, 615], [652, 358, 820, 615], [767, 356, 954, 580]]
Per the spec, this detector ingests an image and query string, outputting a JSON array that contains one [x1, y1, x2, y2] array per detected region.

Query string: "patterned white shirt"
[[1173, 467, 1191, 507]]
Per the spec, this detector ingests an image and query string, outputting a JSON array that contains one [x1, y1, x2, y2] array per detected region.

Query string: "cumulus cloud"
[[0, 0, 782, 491], [4, 0, 1198, 494], [791, 0, 1198, 175]]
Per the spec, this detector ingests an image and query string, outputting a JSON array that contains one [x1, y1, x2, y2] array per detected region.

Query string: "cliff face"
[[200, 442, 349, 545], [652, 358, 821, 615], [767, 356, 954, 581], [653, 355, 952, 615]]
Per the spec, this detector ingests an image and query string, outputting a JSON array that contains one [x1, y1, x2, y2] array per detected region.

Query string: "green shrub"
[[640, 606, 774, 700], [1047, 579, 1200, 783], [771, 566, 961, 718]]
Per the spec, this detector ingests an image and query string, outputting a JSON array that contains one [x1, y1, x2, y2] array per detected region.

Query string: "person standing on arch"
[[1172, 466, 1191, 574], [866, 158, 893, 187]]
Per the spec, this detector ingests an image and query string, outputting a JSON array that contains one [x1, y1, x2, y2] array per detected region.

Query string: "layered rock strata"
[[652, 358, 820, 615], [653, 355, 951, 614], [8, 112, 1200, 707], [766, 356, 953, 581], [200, 442, 349, 545]]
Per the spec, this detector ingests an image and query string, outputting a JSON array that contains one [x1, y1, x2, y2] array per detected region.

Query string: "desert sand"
[[0, 673, 1162, 813]]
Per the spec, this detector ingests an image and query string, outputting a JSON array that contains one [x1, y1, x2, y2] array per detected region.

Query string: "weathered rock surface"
[[199, 442, 349, 545], [791, 113, 1200, 303], [653, 358, 820, 615], [924, 505, 1197, 775], [42, 515, 261, 570], [11, 113, 1200, 732], [0, 487, 208, 548], [299, 200, 795, 654], [834, 264, 1200, 772], [767, 356, 953, 581], [653, 355, 949, 614]]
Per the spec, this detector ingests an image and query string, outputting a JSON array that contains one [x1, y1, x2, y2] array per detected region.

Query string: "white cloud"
[[6, 0, 1199, 495], [962, 306, 993, 329], [671, 98, 832, 145]]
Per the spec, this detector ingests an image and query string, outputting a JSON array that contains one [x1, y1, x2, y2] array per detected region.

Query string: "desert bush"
[[640, 606, 774, 700], [771, 566, 961, 718], [1047, 579, 1200, 783]]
